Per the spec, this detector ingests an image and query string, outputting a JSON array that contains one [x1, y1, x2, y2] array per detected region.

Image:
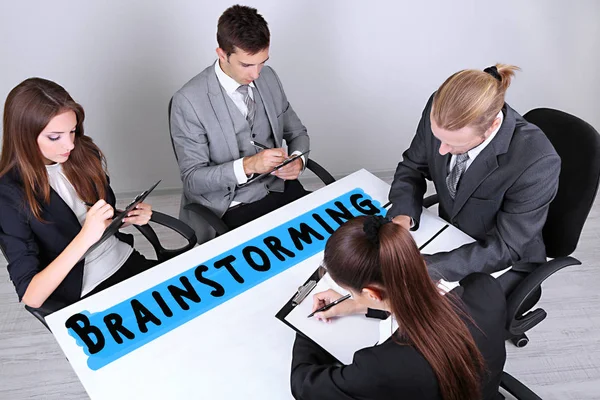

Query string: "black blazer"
[[290, 273, 507, 400], [0, 169, 133, 306], [387, 94, 561, 281]]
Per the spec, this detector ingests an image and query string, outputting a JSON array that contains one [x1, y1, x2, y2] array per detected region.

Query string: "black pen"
[[307, 294, 352, 318], [250, 140, 269, 150], [83, 202, 95, 207]]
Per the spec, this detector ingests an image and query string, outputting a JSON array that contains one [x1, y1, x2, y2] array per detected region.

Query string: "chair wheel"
[[511, 334, 529, 348]]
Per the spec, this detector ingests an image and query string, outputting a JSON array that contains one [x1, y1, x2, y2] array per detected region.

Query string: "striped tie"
[[237, 84, 256, 128], [446, 153, 470, 199]]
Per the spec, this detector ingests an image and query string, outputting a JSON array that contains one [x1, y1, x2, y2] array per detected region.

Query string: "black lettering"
[[350, 193, 379, 215], [214, 255, 245, 284], [325, 201, 355, 226], [287, 223, 325, 251], [242, 246, 271, 272], [312, 213, 335, 234], [167, 277, 201, 310], [103, 313, 135, 344], [131, 299, 162, 333], [194, 265, 225, 297], [263, 236, 296, 261], [152, 291, 173, 317], [65, 313, 106, 354]]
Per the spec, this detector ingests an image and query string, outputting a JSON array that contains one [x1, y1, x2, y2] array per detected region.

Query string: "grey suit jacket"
[[387, 94, 561, 281], [170, 64, 310, 243]]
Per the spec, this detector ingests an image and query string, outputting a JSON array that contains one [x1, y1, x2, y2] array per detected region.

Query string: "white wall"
[[1, 0, 599, 193]]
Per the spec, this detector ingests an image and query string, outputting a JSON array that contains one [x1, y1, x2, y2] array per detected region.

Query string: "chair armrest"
[[306, 159, 335, 186], [134, 211, 197, 262], [506, 256, 581, 335], [24, 298, 69, 332], [500, 372, 542, 400], [183, 203, 230, 236], [422, 194, 439, 208]]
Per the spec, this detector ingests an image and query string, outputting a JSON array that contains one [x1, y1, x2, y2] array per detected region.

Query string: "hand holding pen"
[[250, 140, 303, 180], [244, 140, 287, 175], [309, 290, 363, 322], [84, 200, 152, 226]]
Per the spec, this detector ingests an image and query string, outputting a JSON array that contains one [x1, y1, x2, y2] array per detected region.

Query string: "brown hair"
[[217, 5, 270, 56], [323, 217, 484, 400], [0, 78, 108, 220], [432, 63, 520, 134]]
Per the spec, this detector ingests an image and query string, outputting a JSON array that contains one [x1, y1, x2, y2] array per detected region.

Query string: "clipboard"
[[80, 180, 161, 261], [276, 266, 381, 365], [238, 150, 310, 188]]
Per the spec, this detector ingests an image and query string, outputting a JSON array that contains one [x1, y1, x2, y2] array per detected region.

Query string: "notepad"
[[279, 271, 381, 365]]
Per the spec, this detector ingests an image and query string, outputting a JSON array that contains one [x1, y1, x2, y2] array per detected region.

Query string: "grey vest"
[[221, 86, 285, 204]]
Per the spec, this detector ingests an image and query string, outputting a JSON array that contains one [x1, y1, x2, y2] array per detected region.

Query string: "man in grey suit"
[[387, 64, 561, 292], [170, 5, 310, 243]]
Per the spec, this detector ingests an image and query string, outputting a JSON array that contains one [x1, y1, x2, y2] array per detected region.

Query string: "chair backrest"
[[524, 108, 600, 258]]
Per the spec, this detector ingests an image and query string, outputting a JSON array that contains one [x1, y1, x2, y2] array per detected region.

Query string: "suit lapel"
[[433, 138, 451, 188], [207, 70, 240, 159], [254, 76, 281, 148], [44, 189, 82, 238], [451, 104, 516, 218]]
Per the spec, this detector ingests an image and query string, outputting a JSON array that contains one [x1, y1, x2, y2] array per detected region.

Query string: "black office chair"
[[167, 97, 336, 240], [424, 108, 600, 348], [499, 371, 542, 400], [0, 211, 197, 331]]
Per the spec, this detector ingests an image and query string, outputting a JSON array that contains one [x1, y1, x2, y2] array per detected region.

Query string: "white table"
[[46, 169, 473, 400]]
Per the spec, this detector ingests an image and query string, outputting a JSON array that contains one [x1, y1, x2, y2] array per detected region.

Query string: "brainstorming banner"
[[64, 188, 385, 370]]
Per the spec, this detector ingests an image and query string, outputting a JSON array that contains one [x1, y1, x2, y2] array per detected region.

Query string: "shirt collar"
[[467, 110, 504, 160], [214, 60, 255, 95]]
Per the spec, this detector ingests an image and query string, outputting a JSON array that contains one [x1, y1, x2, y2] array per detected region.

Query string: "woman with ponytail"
[[0, 78, 157, 310], [290, 216, 507, 400]]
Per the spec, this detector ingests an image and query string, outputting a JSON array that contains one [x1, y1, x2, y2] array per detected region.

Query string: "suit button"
[[266, 184, 270, 189], [252, 134, 256, 138], [227, 187, 231, 191]]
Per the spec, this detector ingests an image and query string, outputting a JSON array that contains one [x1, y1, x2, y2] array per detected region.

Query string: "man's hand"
[[311, 289, 366, 323], [392, 215, 412, 230], [274, 156, 303, 181], [243, 148, 287, 175]]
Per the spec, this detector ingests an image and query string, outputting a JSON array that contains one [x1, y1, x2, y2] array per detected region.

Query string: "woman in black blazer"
[[291, 216, 507, 400], [0, 78, 156, 309]]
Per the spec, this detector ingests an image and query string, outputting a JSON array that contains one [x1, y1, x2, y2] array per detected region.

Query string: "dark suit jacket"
[[0, 169, 133, 306], [290, 273, 507, 400], [387, 94, 561, 281]]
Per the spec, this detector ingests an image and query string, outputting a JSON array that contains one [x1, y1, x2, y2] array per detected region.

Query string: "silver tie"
[[446, 153, 470, 199], [237, 84, 256, 128]]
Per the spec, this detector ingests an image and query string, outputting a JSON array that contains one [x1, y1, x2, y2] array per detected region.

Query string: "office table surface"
[[45, 169, 473, 400]]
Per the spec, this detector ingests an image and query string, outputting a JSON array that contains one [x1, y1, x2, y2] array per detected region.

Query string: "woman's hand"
[[121, 202, 152, 227], [311, 289, 366, 323], [79, 200, 114, 247]]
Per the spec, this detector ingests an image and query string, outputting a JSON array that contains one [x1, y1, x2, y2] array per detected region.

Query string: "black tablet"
[[239, 150, 310, 187], [80, 180, 161, 261]]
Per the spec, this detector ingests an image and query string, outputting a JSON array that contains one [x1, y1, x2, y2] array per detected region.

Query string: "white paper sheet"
[[284, 272, 381, 365]]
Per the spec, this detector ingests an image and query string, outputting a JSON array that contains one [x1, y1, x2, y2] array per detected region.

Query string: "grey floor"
[[1, 175, 599, 400]]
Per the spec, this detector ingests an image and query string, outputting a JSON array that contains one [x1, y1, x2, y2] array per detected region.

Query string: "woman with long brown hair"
[[0, 78, 156, 309], [290, 216, 507, 400]]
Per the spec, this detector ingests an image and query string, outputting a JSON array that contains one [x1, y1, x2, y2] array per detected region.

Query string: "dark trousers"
[[222, 179, 309, 229], [496, 268, 542, 316], [84, 250, 157, 298]]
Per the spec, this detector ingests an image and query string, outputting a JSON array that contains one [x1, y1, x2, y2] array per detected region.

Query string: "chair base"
[[510, 333, 529, 348]]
